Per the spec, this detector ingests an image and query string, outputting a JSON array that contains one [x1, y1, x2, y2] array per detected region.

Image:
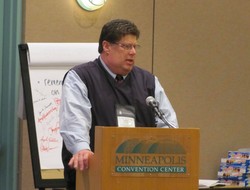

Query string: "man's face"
[[102, 34, 140, 75]]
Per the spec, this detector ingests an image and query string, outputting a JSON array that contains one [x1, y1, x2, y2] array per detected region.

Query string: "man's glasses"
[[112, 42, 141, 51]]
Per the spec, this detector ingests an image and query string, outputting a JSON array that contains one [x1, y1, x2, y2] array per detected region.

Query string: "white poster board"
[[29, 68, 66, 169], [26, 43, 99, 170]]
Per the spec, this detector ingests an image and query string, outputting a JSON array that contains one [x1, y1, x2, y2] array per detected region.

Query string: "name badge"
[[116, 104, 135, 128]]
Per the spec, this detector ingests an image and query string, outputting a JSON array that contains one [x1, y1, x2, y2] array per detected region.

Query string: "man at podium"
[[60, 19, 178, 190]]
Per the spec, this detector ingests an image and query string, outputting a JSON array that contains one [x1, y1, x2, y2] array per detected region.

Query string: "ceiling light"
[[77, 0, 107, 11]]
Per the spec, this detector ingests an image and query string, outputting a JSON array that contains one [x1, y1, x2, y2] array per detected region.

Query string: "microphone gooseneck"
[[146, 96, 175, 128]]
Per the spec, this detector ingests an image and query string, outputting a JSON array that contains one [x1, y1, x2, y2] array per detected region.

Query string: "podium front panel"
[[77, 127, 200, 190]]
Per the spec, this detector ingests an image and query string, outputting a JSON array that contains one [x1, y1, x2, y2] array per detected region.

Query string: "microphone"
[[146, 96, 175, 128], [146, 96, 164, 119]]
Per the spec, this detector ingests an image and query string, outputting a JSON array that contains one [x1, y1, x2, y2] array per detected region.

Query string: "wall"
[[24, 0, 154, 71], [20, 0, 250, 189], [153, 0, 250, 178]]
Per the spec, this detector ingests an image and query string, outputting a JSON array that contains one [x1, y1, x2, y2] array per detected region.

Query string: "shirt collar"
[[99, 56, 127, 80]]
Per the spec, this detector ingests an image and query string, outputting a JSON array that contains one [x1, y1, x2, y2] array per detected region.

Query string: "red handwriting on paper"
[[37, 106, 58, 123], [40, 135, 60, 152], [49, 126, 60, 135], [54, 98, 61, 105]]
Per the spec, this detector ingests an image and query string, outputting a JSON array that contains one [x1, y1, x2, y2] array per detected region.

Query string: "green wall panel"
[[0, 0, 22, 189]]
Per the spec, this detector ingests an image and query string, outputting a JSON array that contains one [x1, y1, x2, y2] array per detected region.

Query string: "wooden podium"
[[76, 127, 200, 190]]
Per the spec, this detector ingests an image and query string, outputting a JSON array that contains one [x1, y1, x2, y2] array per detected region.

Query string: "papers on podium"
[[199, 179, 226, 188]]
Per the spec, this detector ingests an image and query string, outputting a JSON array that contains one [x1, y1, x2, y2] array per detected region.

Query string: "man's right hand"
[[68, 149, 94, 171]]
